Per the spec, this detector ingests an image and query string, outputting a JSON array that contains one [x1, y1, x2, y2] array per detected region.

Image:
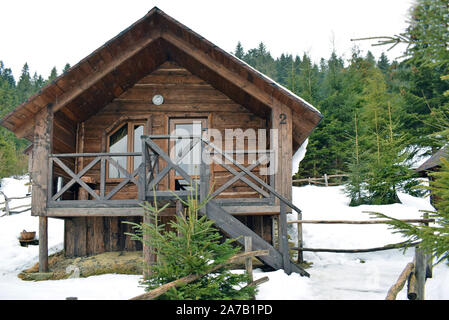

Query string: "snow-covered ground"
[[0, 176, 447, 300]]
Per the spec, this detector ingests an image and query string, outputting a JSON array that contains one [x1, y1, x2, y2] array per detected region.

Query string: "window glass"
[[174, 122, 202, 177], [109, 124, 128, 178], [133, 125, 144, 171]]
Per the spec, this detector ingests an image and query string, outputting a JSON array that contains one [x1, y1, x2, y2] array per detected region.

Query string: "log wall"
[[63, 60, 275, 257]]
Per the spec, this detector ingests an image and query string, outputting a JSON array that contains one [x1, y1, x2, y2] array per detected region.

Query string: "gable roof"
[[416, 146, 449, 173], [0, 7, 322, 151]]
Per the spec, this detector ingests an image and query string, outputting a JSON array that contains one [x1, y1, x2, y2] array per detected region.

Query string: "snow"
[[0, 176, 447, 300], [292, 139, 308, 175], [252, 185, 448, 300]]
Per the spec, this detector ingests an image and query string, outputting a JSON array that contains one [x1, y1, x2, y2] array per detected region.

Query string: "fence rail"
[[293, 174, 349, 187], [0, 191, 31, 216], [289, 213, 433, 299]]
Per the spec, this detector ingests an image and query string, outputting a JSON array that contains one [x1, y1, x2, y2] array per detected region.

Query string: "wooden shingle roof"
[[416, 146, 449, 173], [0, 7, 322, 152]]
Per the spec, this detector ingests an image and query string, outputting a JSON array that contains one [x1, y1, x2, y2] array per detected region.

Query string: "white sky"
[[0, 0, 414, 81]]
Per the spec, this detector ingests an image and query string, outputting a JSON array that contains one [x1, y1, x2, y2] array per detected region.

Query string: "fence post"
[[5, 197, 10, 216], [414, 246, 426, 300], [324, 174, 328, 187], [423, 212, 433, 279], [244, 236, 253, 283]]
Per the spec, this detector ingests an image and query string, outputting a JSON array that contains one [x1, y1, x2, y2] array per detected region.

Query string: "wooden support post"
[[31, 104, 52, 273], [39, 216, 48, 272], [244, 236, 253, 283], [143, 213, 156, 280], [279, 202, 291, 275], [31, 104, 53, 216], [271, 100, 292, 210], [324, 174, 328, 187]]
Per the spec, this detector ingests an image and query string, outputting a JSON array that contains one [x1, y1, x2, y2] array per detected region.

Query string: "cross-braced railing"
[[141, 134, 275, 205], [47, 152, 143, 208]]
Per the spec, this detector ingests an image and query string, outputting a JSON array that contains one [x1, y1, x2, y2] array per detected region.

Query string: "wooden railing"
[[141, 134, 275, 205], [47, 135, 276, 207], [48, 152, 143, 208]]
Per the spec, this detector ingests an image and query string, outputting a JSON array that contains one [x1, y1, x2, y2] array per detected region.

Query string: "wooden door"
[[169, 118, 207, 191]]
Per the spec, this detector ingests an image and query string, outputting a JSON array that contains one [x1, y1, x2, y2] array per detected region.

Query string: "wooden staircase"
[[205, 200, 309, 276], [142, 135, 309, 277]]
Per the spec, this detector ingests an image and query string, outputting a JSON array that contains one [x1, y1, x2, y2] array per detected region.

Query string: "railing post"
[[199, 138, 209, 207], [297, 218, 304, 264], [139, 137, 147, 201], [100, 157, 106, 199], [279, 201, 291, 275], [324, 173, 328, 187]]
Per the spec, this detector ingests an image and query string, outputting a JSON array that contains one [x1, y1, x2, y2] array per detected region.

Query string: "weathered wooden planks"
[[64, 216, 142, 257], [78, 62, 268, 201], [31, 104, 53, 217]]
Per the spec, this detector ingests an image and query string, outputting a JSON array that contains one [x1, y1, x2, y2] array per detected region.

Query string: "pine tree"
[[17, 63, 33, 104], [234, 42, 245, 60], [377, 53, 390, 74], [354, 69, 421, 205], [63, 63, 71, 73], [373, 157, 449, 264], [47, 67, 58, 83]]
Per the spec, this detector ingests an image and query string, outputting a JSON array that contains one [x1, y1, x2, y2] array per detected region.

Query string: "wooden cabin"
[[416, 146, 448, 206], [0, 8, 322, 275]]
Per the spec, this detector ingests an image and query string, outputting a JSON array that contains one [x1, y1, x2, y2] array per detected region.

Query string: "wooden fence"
[[288, 214, 434, 300], [292, 174, 349, 187], [0, 191, 31, 216]]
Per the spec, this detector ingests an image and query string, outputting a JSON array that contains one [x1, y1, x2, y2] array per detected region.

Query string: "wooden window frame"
[[106, 120, 146, 182]]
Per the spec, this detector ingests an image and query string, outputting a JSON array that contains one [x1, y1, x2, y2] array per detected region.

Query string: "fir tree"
[[234, 41, 245, 60], [47, 67, 58, 83], [125, 190, 256, 300], [63, 63, 71, 73]]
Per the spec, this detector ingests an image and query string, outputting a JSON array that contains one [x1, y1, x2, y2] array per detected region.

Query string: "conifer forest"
[[0, 0, 448, 207]]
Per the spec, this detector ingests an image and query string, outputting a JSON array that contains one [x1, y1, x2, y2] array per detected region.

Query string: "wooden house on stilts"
[[0, 8, 322, 276]]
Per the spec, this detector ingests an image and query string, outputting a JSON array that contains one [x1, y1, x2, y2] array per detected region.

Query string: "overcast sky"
[[0, 0, 414, 80]]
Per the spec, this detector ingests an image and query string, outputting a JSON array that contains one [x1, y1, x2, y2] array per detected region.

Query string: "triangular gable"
[[0, 7, 322, 151]]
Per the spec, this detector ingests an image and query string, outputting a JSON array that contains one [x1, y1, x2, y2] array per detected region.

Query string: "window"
[[107, 121, 145, 179]]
